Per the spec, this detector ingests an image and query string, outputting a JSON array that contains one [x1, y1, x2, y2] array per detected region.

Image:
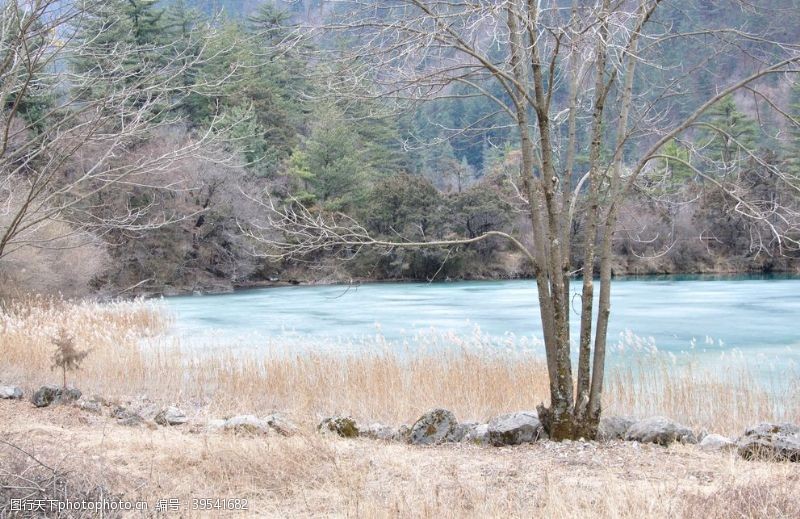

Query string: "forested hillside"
[[1, 0, 798, 297]]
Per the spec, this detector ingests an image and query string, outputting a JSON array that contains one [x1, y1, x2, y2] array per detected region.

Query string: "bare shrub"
[[0, 216, 109, 299], [0, 439, 122, 519]]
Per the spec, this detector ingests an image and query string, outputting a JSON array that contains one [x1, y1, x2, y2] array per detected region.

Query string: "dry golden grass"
[[1, 297, 796, 435], [1, 297, 799, 518], [1, 402, 799, 518]]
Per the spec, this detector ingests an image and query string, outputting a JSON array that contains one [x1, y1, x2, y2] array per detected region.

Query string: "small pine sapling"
[[51, 328, 90, 389]]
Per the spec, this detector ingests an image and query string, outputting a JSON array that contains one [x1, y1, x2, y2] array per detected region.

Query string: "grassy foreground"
[[1, 297, 799, 517]]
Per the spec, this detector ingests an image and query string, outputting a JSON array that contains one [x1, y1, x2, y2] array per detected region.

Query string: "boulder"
[[487, 411, 545, 446], [109, 396, 158, 422], [737, 423, 800, 462], [393, 424, 412, 443], [318, 416, 360, 438], [409, 408, 458, 445], [597, 416, 636, 441], [112, 406, 145, 427], [224, 415, 272, 435], [206, 419, 227, 433], [155, 406, 188, 426], [118, 415, 145, 427], [360, 422, 396, 441], [75, 397, 104, 415], [463, 423, 490, 446], [452, 422, 477, 442], [699, 433, 736, 452], [624, 416, 696, 446], [31, 385, 81, 407], [0, 385, 23, 400], [264, 413, 298, 436], [128, 399, 159, 420]]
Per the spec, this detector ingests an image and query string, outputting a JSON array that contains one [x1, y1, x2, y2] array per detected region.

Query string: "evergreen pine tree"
[[696, 95, 759, 176], [72, 0, 168, 103]]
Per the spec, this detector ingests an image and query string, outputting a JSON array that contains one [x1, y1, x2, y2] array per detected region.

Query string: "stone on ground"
[[264, 413, 298, 436], [463, 423, 490, 446], [409, 408, 459, 445], [393, 424, 412, 442], [155, 406, 189, 426], [318, 416, 360, 438], [206, 419, 227, 433], [699, 433, 736, 452], [112, 406, 146, 427], [452, 422, 477, 442], [487, 411, 546, 446], [75, 397, 104, 415], [360, 422, 396, 441], [624, 416, 696, 446], [737, 423, 800, 462], [597, 416, 636, 441], [0, 385, 23, 400], [224, 415, 272, 435], [31, 385, 81, 408]]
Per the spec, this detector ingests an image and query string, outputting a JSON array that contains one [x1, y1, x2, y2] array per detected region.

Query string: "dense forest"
[[1, 0, 799, 297]]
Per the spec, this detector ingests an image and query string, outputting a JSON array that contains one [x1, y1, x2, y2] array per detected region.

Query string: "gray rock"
[[409, 408, 459, 445], [127, 398, 159, 420], [487, 411, 545, 446], [737, 423, 800, 462], [206, 419, 227, 433], [597, 416, 636, 441], [0, 385, 23, 400], [264, 413, 297, 436], [224, 415, 272, 435], [624, 416, 696, 446], [31, 385, 81, 407], [463, 423, 490, 446], [318, 416, 360, 438], [31, 386, 58, 407], [452, 422, 477, 442], [75, 397, 103, 415], [112, 406, 145, 427], [111, 405, 130, 418], [360, 422, 396, 441], [117, 414, 146, 427], [59, 388, 82, 404], [699, 433, 736, 452], [155, 406, 188, 426], [394, 424, 411, 443]]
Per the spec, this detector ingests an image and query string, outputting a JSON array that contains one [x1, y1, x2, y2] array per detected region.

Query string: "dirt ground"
[[1, 399, 798, 518]]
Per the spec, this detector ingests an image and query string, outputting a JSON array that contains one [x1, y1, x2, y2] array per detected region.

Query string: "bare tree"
[[0, 0, 238, 263], [244, 0, 800, 439]]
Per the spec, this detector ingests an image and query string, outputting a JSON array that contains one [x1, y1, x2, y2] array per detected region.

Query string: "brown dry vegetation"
[[2, 402, 799, 518], [1, 298, 799, 517], [1, 297, 796, 434]]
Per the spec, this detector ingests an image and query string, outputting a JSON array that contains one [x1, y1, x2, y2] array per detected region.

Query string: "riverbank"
[[2, 400, 799, 518], [144, 263, 800, 299], [1, 297, 799, 517]]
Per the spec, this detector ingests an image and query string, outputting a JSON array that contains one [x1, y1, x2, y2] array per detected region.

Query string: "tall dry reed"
[[1, 296, 797, 435]]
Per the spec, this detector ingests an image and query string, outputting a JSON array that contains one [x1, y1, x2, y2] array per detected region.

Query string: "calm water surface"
[[164, 276, 800, 374]]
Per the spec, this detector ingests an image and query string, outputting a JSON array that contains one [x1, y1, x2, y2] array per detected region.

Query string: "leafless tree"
[[0, 0, 239, 264], [244, 0, 800, 439]]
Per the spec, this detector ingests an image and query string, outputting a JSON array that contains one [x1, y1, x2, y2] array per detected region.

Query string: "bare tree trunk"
[[574, 0, 610, 424]]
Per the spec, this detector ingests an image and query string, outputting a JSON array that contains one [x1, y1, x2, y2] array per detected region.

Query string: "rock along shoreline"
[[3, 384, 798, 463]]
